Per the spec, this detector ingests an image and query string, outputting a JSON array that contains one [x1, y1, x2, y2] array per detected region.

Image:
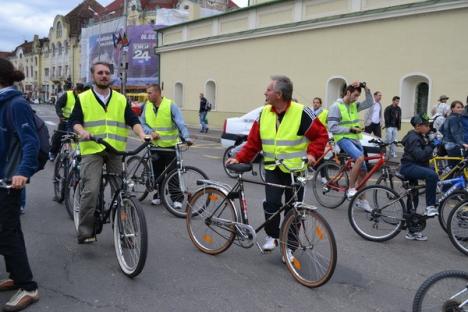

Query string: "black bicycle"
[[63, 139, 82, 219], [126, 142, 208, 218], [72, 137, 149, 277], [447, 200, 468, 256], [186, 159, 337, 288]]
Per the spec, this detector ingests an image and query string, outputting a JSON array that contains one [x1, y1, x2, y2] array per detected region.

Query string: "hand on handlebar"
[[79, 129, 91, 140], [350, 127, 362, 134], [11, 175, 27, 189], [151, 131, 160, 141], [185, 138, 194, 146], [307, 154, 317, 167]]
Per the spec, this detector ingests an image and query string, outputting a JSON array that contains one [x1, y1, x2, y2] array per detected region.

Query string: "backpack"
[[6, 99, 50, 172], [206, 101, 212, 111]]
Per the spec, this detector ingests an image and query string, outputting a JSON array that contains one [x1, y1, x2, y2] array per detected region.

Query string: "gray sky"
[[0, 0, 248, 52]]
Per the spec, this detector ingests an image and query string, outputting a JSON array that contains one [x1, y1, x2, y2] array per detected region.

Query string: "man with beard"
[[70, 62, 148, 244]]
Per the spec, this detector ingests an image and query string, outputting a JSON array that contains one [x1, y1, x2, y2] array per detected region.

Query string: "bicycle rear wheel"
[[64, 169, 79, 220], [348, 185, 404, 242], [412, 270, 468, 312], [312, 160, 348, 209], [447, 201, 468, 256], [439, 190, 467, 233], [186, 186, 237, 255], [280, 208, 337, 288], [113, 198, 148, 278], [126, 156, 150, 201], [53, 154, 68, 203], [161, 166, 208, 218]]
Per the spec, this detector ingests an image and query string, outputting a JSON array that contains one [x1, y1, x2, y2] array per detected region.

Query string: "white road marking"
[[203, 155, 222, 159], [45, 121, 57, 126]]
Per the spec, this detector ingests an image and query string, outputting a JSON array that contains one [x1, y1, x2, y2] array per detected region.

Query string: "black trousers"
[[365, 122, 382, 138], [0, 189, 37, 291], [151, 148, 183, 202], [50, 120, 69, 155], [263, 167, 304, 239]]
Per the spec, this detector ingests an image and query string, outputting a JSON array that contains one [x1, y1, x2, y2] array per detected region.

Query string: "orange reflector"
[[292, 258, 302, 270], [120, 211, 128, 221], [203, 234, 213, 244], [315, 226, 324, 240], [208, 194, 219, 201]]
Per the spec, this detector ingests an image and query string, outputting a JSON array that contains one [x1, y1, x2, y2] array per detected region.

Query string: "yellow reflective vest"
[[78, 89, 128, 155], [62, 90, 76, 119], [333, 102, 362, 142], [260, 102, 308, 173], [144, 97, 179, 147], [317, 109, 328, 129]]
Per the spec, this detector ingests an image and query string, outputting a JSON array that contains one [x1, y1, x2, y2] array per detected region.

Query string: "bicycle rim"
[[312, 161, 347, 209], [72, 181, 81, 233], [186, 187, 237, 255], [280, 209, 337, 288], [126, 156, 150, 201], [113, 198, 148, 278], [53, 156, 67, 203], [348, 185, 403, 242], [413, 270, 468, 312], [161, 166, 208, 218], [448, 201, 468, 256], [439, 191, 466, 233]]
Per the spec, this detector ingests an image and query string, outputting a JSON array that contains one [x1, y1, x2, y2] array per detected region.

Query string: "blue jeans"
[[385, 127, 398, 156], [400, 163, 438, 206], [337, 138, 367, 171], [199, 111, 208, 131]]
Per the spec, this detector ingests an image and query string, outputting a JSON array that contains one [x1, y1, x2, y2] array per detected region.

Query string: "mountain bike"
[[447, 200, 468, 256], [52, 131, 78, 204], [72, 137, 149, 277], [186, 160, 337, 288]]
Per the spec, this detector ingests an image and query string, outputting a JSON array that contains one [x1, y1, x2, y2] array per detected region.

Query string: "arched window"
[[326, 76, 347, 107], [56, 21, 62, 38], [205, 80, 216, 110], [51, 43, 56, 56], [57, 42, 62, 55], [400, 74, 431, 118], [174, 82, 183, 107], [63, 40, 69, 54]]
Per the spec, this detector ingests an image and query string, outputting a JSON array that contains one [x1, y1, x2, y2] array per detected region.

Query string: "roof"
[[65, 0, 105, 37], [13, 41, 33, 54], [100, 0, 178, 16], [0, 51, 13, 59]]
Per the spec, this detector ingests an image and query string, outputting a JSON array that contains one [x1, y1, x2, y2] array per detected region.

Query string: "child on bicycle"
[[400, 113, 440, 241]]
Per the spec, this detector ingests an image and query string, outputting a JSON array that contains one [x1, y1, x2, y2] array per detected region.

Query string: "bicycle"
[[126, 141, 208, 218], [63, 140, 82, 219], [222, 143, 265, 181], [412, 270, 468, 311], [186, 159, 337, 288], [312, 138, 401, 209], [52, 131, 79, 204], [447, 200, 468, 256], [72, 137, 149, 277]]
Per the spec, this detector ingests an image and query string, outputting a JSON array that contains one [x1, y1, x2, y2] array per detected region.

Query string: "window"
[[64, 40, 69, 54], [65, 65, 68, 77], [174, 82, 184, 107], [58, 66, 62, 77], [51, 43, 56, 56], [415, 83, 429, 115], [56, 21, 62, 38], [52, 67, 55, 78], [326, 76, 347, 107], [35, 57, 38, 66], [205, 80, 216, 110], [25, 67, 29, 78], [400, 74, 431, 118], [44, 68, 49, 77], [57, 42, 62, 55]]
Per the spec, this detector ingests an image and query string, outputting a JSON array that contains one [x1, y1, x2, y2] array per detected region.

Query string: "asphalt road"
[[0, 104, 465, 312]]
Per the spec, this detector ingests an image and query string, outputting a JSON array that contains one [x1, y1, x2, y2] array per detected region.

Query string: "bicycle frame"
[[430, 154, 468, 180]]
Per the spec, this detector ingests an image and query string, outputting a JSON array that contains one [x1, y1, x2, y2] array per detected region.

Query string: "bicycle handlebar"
[[90, 136, 151, 156], [263, 157, 308, 172], [0, 179, 12, 189], [368, 138, 402, 148]]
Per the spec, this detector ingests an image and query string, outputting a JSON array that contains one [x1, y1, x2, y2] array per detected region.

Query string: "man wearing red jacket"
[[226, 75, 327, 256]]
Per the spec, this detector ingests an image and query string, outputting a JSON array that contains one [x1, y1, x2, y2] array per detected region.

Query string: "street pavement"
[[0, 104, 465, 312]]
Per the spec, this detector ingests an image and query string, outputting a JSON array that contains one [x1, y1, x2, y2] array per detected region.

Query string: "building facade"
[[156, 0, 468, 130]]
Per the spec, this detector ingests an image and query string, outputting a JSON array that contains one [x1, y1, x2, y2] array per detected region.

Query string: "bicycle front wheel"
[[64, 169, 80, 220], [72, 180, 82, 233], [348, 185, 404, 242], [412, 270, 468, 312], [280, 208, 337, 288], [126, 156, 150, 201], [113, 198, 148, 278], [161, 166, 209, 218], [53, 154, 68, 203], [439, 190, 467, 233], [186, 186, 237, 255], [447, 200, 468, 256], [312, 160, 348, 209]]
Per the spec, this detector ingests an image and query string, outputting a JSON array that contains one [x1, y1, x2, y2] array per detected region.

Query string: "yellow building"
[[156, 0, 468, 129]]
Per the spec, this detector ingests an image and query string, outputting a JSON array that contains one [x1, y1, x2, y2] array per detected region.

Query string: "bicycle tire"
[[447, 201, 468, 256], [126, 156, 150, 201], [280, 208, 337, 288], [439, 190, 467, 233], [312, 160, 348, 209], [64, 169, 79, 220], [348, 185, 404, 242], [186, 186, 238, 255], [161, 166, 209, 218], [412, 270, 468, 312], [258, 156, 266, 182], [53, 154, 68, 203], [113, 197, 148, 278], [72, 180, 81, 233], [222, 146, 238, 178]]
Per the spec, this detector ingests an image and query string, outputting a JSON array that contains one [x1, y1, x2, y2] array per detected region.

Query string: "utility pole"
[[120, 0, 128, 95]]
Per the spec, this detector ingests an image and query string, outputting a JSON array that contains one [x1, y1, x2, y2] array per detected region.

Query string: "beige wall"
[[159, 5, 468, 128]]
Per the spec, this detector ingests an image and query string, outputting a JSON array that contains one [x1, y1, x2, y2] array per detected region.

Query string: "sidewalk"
[[187, 124, 222, 143]]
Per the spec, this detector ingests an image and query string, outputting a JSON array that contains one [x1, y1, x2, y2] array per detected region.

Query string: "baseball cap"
[[439, 95, 449, 101], [410, 113, 430, 127]]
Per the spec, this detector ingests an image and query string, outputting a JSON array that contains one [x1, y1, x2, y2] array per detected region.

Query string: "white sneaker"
[[4, 289, 39, 312], [151, 198, 161, 205], [425, 206, 438, 217], [281, 248, 295, 264], [320, 177, 328, 185], [261, 236, 277, 251], [346, 188, 357, 199], [355, 199, 372, 213], [405, 231, 428, 241], [173, 201, 183, 209]]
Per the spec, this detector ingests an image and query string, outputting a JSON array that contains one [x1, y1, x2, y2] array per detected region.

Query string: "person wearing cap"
[[431, 95, 450, 131], [49, 83, 86, 162], [399, 113, 440, 241]]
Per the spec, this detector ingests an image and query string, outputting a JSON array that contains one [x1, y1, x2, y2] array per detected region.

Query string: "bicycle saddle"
[[226, 163, 253, 173]]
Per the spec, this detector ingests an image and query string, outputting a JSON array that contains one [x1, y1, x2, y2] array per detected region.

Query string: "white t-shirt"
[[433, 102, 450, 117], [371, 102, 381, 123]]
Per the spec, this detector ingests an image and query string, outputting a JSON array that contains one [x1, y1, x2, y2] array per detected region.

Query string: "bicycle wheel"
[[113, 198, 148, 278], [72, 180, 82, 233], [312, 160, 348, 209], [186, 186, 237, 255], [64, 169, 79, 220], [161, 166, 209, 218], [126, 156, 150, 201], [258, 156, 266, 182], [412, 270, 468, 312], [222, 146, 237, 178], [439, 191, 467, 233], [348, 185, 404, 242], [280, 208, 337, 288], [447, 201, 468, 256], [53, 154, 68, 203]]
